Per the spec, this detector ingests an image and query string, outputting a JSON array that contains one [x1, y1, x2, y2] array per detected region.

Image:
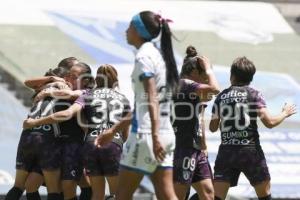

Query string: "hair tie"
[[155, 14, 173, 24]]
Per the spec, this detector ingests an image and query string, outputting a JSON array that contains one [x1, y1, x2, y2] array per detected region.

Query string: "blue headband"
[[131, 14, 152, 40]]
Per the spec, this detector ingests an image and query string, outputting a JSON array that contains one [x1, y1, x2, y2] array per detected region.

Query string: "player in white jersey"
[[97, 10, 179, 200]]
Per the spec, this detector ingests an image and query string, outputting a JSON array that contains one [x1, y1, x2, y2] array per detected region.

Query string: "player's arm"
[[258, 103, 297, 128], [23, 103, 82, 129], [209, 97, 220, 132], [199, 105, 208, 156], [120, 111, 131, 142], [143, 77, 166, 162], [195, 85, 219, 102], [121, 125, 130, 142], [209, 115, 220, 132], [44, 81, 71, 90], [95, 112, 132, 147], [199, 105, 207, 148], [194, 56, 220, 101], [34, 88, 83, 102], [24, 76, 65, 90]]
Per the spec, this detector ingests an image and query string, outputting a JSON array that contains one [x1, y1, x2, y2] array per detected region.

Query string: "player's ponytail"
[[160, 18, 179, 94], [136, 11, 179, 94]]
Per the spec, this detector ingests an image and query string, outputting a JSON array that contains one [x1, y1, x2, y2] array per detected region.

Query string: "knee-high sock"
[[5, 187, 23, 200], [105, 194, 116, 200], [26, 191, 41, 200], [47, 193, 64, 200], [189, 193, 199, 200], [259, 194, 272, 200], [214, 196, 222, 200], [79, 187, 92, 200]]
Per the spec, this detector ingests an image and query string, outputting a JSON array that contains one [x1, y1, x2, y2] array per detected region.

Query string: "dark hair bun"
[[44, 67, 68, 78], [185, 46, 198, 58]]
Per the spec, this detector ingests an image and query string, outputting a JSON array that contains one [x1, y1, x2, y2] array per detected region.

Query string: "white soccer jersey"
[[131, 42, 174, 135]]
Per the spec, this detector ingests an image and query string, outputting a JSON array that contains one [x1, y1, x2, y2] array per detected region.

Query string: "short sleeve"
[[75, 94, 86, 108], [135, 56, 155, 81], [179, 79, 201, 94], [189, 82, 201, 93], [189, 82, 215, 99], [255, 91, 267, 109]]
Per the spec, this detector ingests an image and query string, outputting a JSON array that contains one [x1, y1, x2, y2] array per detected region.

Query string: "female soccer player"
[[23, 64, 131, 200], [172, 46, 219, 200], [52, 62, 94, 200], [209, 57, 297, 200], [5, 67, 69, 200], [97, 10, 179, 200], [24, 66, 72, 200], [23, 62, 94, 200], [22, 57, 80, 200]]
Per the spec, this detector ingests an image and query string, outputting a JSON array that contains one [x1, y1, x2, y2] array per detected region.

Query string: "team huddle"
[[5, 10, 297, 200]]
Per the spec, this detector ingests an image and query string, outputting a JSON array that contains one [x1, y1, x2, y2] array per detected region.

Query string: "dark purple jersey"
[[17, 97, 62, 171], [54, 99, 85, 143], [26, 97, 60, 136], [212, 86, 266, 146], [173, 79, 204, 150], [76, 88, 130, 146]]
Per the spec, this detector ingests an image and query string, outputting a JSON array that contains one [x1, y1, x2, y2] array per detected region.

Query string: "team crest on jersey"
[[71, 170, 76, 177], [183, 170, 191, 181]]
